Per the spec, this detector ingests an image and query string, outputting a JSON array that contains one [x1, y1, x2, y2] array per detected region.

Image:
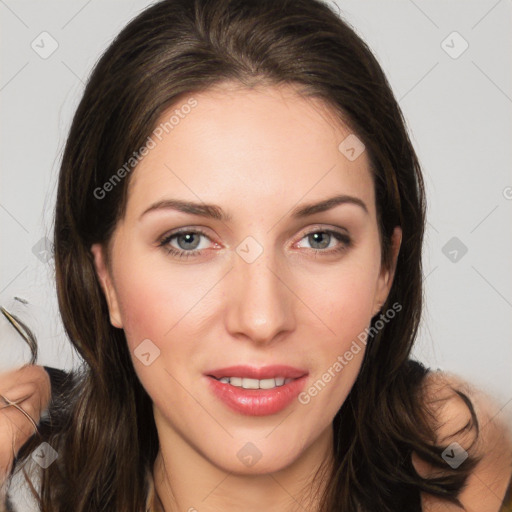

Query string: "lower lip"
[[206, 375, 308, 416]]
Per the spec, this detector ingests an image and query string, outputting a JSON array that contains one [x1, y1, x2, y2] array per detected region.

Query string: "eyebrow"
[[139, 194, 368, 222]]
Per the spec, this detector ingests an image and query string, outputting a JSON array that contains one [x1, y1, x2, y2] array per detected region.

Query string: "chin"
[[204, 429, 315, 476]]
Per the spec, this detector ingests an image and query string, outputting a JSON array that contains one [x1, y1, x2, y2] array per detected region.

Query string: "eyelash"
[[158, 227, 352, 259]]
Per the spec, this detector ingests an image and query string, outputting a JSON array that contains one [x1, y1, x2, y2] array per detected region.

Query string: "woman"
[[1, 0, 511, 510]]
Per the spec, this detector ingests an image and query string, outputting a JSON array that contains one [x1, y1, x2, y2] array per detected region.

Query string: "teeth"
[[216, 376, 294, 389], [242, 378, 260, 389], [230, 377, 243, 387], [259, 378, 278, 389]]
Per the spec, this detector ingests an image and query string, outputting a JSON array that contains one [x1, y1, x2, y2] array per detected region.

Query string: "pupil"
[[178, 233, 200, 250], [310, 232, 329, 249]]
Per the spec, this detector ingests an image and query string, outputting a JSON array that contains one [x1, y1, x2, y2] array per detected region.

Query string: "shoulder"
[[415, 370, 512, 511]]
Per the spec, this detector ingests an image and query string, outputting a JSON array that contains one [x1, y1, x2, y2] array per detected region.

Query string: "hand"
[[0, 365, 51, 484]]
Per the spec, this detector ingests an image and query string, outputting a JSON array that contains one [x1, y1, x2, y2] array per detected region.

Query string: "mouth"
[[204, 365, 309, 416], [208, 375, 296, 389], [206, 364, 308, 381]]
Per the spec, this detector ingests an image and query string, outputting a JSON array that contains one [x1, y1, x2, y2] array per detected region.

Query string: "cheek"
[[295, 254, 381, 417], [115, 277, 170, 348], [113, 253, 204, 346], [314, 272, 373, 379], [111, 254, 217, 393], [311, 255, 382, 336], [112, 271, 199, 414]]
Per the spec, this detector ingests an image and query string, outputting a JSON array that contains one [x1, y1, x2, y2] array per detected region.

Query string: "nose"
[[224, 245, 296, 346]]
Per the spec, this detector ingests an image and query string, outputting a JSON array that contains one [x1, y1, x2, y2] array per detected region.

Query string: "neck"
[[152, 410, 334, 512]]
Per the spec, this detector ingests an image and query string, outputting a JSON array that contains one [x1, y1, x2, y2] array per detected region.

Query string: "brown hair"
[[12, 0, 480, 510]]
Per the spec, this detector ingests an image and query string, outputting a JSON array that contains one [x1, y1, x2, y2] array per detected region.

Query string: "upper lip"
[[206, 365, 308, 380]]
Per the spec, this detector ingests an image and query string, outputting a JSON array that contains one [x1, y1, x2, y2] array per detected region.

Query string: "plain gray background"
[[1, 0, 511, 417]]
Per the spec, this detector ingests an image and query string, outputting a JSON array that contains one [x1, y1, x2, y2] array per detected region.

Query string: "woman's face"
[[91, 83, 400, 475]]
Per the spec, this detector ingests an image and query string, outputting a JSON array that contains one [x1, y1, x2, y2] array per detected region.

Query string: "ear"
[[372, 226, 402, 316], [90, 243, 123, 328]]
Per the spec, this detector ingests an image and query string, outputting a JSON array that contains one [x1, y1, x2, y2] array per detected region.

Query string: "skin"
[[90, 82, 401, 511], [0, 365, 50, 481], [1, 372, 510, 511], [1, 83, 509, 510]]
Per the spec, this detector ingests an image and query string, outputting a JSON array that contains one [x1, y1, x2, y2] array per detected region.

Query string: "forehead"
[[124, 83, 375, 222]]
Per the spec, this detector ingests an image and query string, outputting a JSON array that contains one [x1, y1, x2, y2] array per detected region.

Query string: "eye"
[[158, 226, 352, 260], [158, 228, 214, 258], [295, 228, 351, 255]]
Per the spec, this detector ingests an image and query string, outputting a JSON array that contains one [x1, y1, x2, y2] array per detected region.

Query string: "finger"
[[0, 409, 23, 482], [0, 396, 38, 434], [0, 400, 39, 456]]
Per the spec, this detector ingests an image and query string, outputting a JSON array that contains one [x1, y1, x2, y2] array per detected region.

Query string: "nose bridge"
[[225, 239, 295, 343]]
